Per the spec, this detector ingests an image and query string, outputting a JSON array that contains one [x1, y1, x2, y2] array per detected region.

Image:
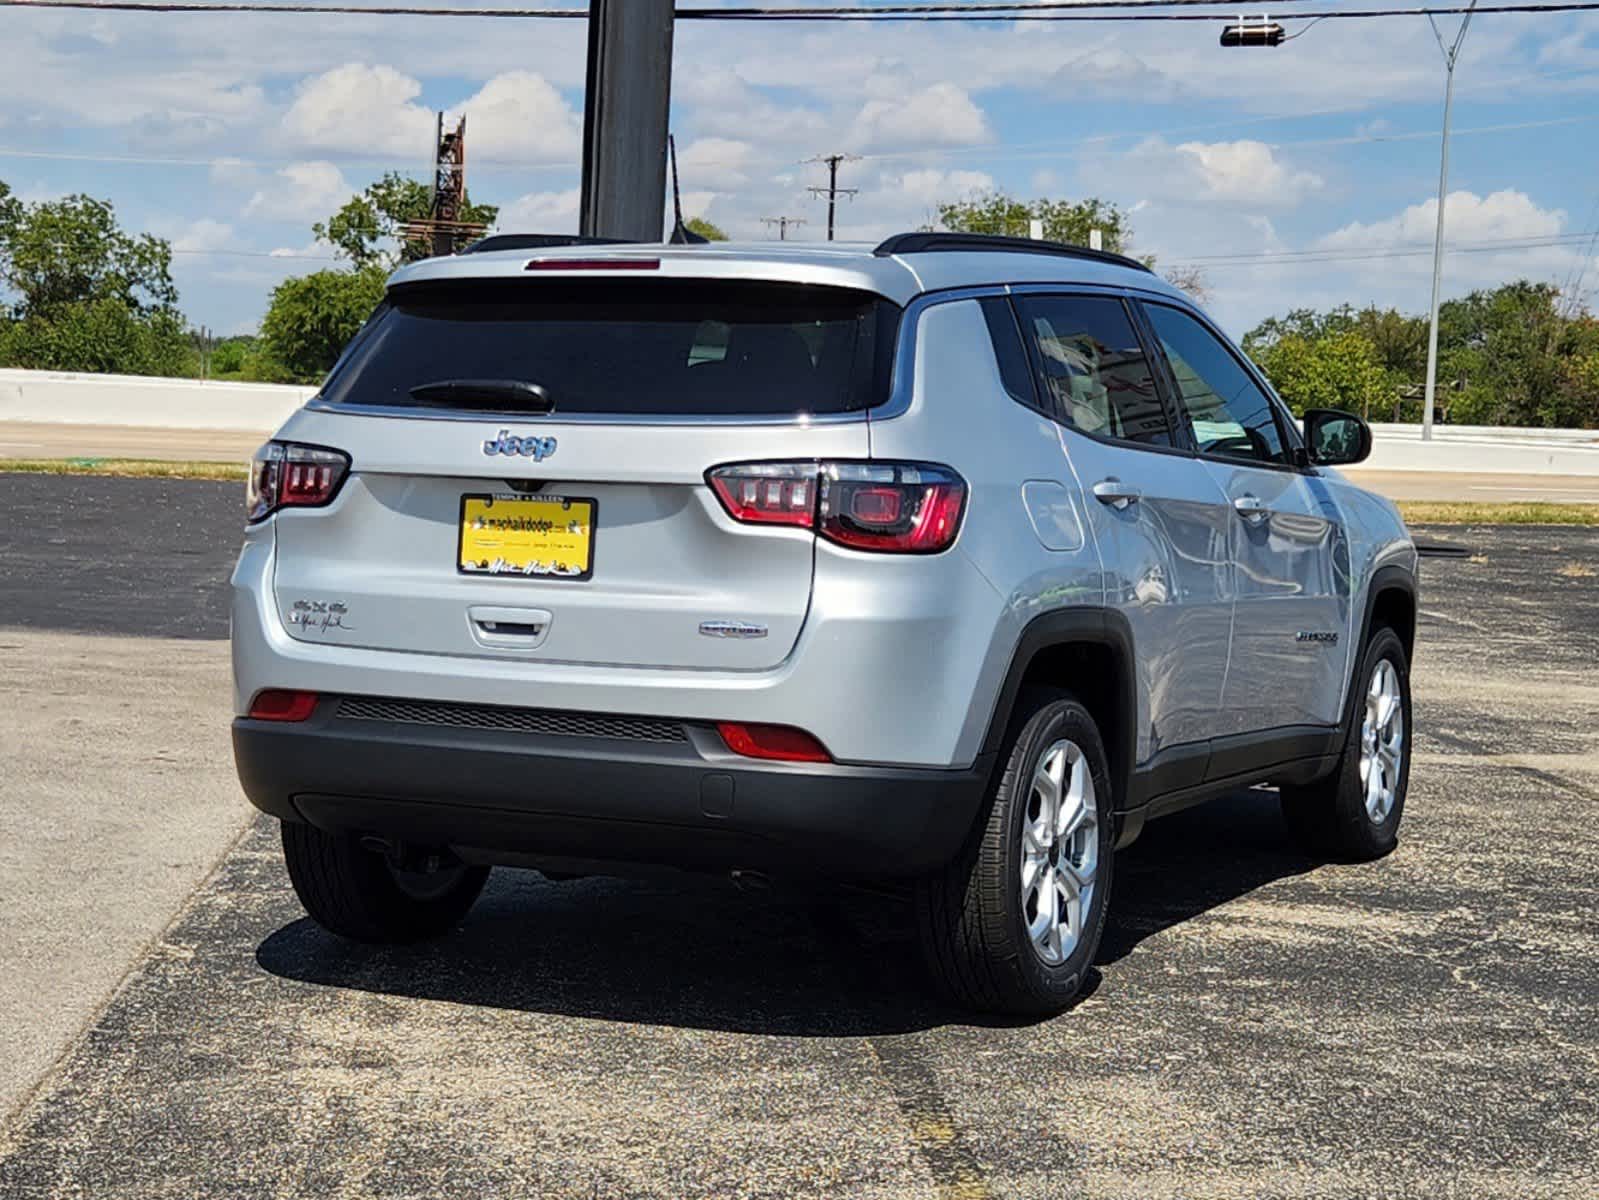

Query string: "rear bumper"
[[232, 697, 993, 879]]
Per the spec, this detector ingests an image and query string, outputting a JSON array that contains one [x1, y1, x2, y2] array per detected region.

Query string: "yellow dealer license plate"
[[458, 494, 596, 581]]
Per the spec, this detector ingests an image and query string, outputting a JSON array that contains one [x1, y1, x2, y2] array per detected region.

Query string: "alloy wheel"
[[1360, 658, 1405, 824], [1020, 738, 1099, 966]]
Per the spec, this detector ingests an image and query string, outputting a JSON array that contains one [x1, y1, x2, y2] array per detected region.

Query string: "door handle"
[[1092, 479, 1141, 510], [1233, 494, 1270, 523]]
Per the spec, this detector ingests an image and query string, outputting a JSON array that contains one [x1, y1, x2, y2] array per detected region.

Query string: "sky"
[[1, 0, 1597, 338]]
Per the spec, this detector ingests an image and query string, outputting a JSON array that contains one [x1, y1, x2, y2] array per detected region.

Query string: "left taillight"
[[247, 441, 350, 522], [706, 460, 967, 554]]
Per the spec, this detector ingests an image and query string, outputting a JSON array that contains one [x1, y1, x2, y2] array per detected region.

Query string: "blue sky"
[[2, 1, 1596, 338]]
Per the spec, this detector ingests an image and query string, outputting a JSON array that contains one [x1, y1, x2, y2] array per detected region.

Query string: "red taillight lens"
[[247, 689, 319, 722], [717, 722, 832, 763], [247, 441, 350, 522], [705, 460, 966, 554], [707, 463, 816, 527]]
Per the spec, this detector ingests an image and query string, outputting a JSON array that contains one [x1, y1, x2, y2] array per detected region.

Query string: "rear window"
[[320, 279, 901, 417]]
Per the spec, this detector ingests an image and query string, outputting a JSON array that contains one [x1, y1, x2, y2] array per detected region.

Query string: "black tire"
[[914, 691, 1116, 1016], [280, 822, 489, 943], [1281, 625, 1412, 862]]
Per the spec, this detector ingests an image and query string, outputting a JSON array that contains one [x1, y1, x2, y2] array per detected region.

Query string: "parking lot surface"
[[0, 474, 1595, 1198]]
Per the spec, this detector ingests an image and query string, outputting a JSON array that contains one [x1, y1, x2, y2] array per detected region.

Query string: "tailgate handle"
[[468, 606, 552, 650]]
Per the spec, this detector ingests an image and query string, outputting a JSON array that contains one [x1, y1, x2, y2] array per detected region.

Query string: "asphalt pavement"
[[0, 473, 1595, 1198]]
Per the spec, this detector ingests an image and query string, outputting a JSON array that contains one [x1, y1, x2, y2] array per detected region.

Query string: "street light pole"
[[1420, 0, 1478, 441]]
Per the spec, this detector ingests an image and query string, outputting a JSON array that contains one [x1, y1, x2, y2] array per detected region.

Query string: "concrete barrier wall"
[[2, 367, 1597, 474], [0, 369, 314, 433]]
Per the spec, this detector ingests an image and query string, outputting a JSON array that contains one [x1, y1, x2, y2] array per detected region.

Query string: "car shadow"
[[1098, 787, 1319, 964], [255, 789, 1314, 1036]]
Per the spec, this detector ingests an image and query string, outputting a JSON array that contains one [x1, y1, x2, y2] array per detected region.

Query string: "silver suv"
[[231, 233, 1417, 1015]]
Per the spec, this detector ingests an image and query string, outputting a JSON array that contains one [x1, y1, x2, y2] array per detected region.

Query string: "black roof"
[[872, 231, 1154, 275]]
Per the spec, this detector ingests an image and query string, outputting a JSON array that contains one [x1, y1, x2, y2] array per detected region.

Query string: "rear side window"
[[320, 280, 900, 417], [977, 296, 1038, 410], [1013, 295, 1173, 448]]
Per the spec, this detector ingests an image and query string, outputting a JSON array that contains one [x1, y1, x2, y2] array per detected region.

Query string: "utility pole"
[[762, 216, 807, 241], [806, 153, 859, 241], [579, 0, 675, 241], [1421, 0, 1479, 441]]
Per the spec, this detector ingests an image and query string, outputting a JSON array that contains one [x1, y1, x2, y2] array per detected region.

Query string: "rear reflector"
[[717, 722, 832, 763], [706, 460, 967, 554], [248, 689, 319, 722]]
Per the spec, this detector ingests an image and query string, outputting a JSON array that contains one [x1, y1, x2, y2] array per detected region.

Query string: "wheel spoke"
[[1027, 874, 1058, 949], [1057, 752, 1092, 840], [1020, 850, 1048, 893], [1032, 750, 1064, 839]]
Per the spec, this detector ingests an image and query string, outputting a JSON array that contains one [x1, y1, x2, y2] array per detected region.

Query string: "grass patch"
[[1399, 501, 1599, 527], [0, 457, 247, 481]]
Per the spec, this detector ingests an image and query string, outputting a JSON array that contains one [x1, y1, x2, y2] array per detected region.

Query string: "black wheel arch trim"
[[1345, 564, 1418, 733], [978, 607, 1138, 818]]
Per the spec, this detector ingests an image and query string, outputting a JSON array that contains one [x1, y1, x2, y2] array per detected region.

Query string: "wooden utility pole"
[[761, 216, 807, 241], [579, 0, 675, 241], [806, 153, 859, 241]]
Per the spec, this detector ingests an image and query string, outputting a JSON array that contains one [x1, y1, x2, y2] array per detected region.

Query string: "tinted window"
[[1014, 295, 1172, 447], [1144, 304, 1288, 466], [978, 296, 1037, 410], [321, 280, 898, 417]]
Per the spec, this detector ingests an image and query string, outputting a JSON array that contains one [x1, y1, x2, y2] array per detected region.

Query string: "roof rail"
[[872, 231, 1154, 275], [461, 233, 634, 255]]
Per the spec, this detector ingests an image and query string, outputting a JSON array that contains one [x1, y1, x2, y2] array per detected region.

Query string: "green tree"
[[314, 172, 499, 268], [1253, 330, 1386, 418], [0, 180, 20, 243], [1, 193, 178, 318], [0, 300, 190, 377], [685, 217, 728, 241], [0, 185, 190, 376], [936, 191, 1135, 254], [258, 265, 387, 382]]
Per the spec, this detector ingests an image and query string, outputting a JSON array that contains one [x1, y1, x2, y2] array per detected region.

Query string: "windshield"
[[320, 279, 900, 418]]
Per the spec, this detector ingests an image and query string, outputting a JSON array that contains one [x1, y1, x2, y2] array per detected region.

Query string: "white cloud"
[[280, 63, 434, 157], [895, 167, 995, 208], [1110, 138, 1323, 210], [170, 218, 234, 254], [677, 137, 755, 190], [244, 161, 351, 223], [454, 71, 582, 165], [497, 188, 580, 233], [1317, 189, 1565, 249], [208, 157, 257, 188], [1175, 140, 1324, 207], [847, 82, 992, 152], [276, 64, 579, 166], [267, 237, 340, 262]]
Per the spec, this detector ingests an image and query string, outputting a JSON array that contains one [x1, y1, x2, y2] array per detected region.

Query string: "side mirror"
[[1303, 408, 1372, 466]]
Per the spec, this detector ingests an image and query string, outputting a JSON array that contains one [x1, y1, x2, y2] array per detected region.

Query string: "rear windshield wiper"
[[407, 379, 554, 413]]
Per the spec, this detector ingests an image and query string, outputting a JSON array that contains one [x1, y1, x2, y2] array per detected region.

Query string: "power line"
[[4, 0, 1599, 21], [6, 106, 1598, 175], [1164, 231, 1599, 269]]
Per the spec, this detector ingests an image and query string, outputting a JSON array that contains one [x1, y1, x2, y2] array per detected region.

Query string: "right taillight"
[[248, 441, 350, 522], [706, 461, 967, 554]]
